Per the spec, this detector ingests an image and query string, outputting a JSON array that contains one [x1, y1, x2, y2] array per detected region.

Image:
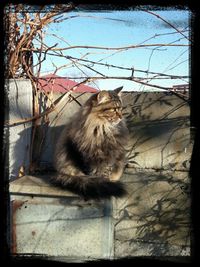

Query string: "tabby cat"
[[53, 86, 129, 200]]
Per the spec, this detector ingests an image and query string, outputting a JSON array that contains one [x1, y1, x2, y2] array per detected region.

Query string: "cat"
[[53, 86, 129, 200]]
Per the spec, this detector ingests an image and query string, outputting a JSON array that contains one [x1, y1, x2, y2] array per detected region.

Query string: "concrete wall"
[[7, 82, 192, 176], [11, 198, 113, 260], [123, 92, 191, 171], [8, 80, 191, 261], [113, 169, 190, 257], [6, 79, 33, 180]]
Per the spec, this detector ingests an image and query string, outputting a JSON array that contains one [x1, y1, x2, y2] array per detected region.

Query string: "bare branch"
[[21, 42, 189, 53]]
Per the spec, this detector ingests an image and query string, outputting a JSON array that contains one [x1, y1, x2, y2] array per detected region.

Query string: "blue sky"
[[34, 8, 190, 91]]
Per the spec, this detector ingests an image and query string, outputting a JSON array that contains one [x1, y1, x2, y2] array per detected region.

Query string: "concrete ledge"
[[9, 175, 77, 198]]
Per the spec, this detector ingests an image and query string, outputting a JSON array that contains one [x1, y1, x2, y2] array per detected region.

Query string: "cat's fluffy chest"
[[79, 122, 123, 163]]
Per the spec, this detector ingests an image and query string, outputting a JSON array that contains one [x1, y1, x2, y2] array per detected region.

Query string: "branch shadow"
[[114, 169, 191, 256]]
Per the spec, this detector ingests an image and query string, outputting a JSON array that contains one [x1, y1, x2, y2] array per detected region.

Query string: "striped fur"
[[53, 87, 129, 200]]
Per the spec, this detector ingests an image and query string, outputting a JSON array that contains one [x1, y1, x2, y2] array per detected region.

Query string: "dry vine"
[[4, 4, 190, 172]]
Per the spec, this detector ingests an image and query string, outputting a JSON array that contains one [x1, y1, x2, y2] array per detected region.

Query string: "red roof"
[[37, 74, 98, 93]]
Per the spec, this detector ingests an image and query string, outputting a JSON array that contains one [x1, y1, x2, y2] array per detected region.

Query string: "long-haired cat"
[[53, 86, 129, 200]]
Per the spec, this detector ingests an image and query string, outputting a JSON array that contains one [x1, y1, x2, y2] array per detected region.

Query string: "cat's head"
[[91, 86, 124, 125]]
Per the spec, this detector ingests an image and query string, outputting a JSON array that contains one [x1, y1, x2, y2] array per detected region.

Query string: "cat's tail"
[[51, 173, 127, 200]]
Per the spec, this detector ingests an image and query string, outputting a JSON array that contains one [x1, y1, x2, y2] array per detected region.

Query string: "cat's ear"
[[114, 86, 123, 96], [97, 91, 110, 104]]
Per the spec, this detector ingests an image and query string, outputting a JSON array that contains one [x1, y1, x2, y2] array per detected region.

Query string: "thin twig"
[[21, 42, 189, 53]]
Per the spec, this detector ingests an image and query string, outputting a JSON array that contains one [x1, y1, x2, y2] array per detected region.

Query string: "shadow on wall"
[[126, 115, 191, 170], [31, 124, 65, 172], [114, 169, 191, 256], [123, 92, 191, 171]]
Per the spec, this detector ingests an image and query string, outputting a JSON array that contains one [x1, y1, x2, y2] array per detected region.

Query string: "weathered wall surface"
[[6, 79, 33, 180], [12, 198, 113, 259], [123, 92, 191, 171], [113, 169, 190, 257], [8, 80, 191, 260]]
